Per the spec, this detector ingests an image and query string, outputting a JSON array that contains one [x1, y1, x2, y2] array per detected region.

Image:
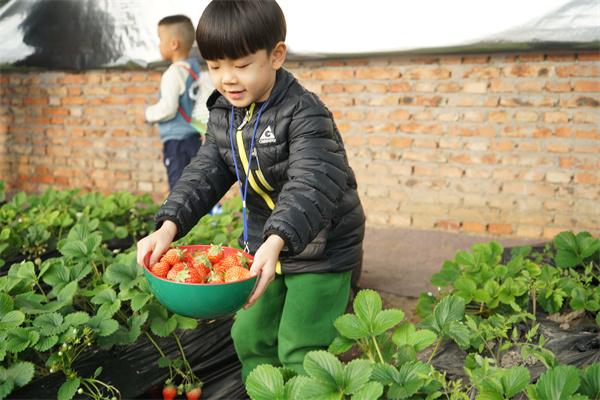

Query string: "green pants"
[[231, 270, 352, 382]]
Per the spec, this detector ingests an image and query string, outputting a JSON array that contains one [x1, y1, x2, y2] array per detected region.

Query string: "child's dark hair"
[[159, 14, 194, 29], [197, 0, 286, 61]]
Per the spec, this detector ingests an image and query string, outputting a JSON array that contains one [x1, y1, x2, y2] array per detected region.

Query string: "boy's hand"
[[244, 234, 284, 309], [136, 220, 178, 269]]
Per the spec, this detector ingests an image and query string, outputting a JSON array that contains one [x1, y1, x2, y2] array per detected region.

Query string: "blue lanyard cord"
[[229, 100, 269, 252]]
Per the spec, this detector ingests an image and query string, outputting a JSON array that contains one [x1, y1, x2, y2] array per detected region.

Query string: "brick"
[[504, 65, 553, 77], [559, 96, 600, 108], [518, 81, 543, 92], [557, 65, 598, 77], [436, 219, 461, 231], [463, 221, 487, 233], [546, 171, 571, 183], [488, 111, 510, 123], [399, 123, 443, 135], [543, 111, 569, 123], [463, 82, 487, 94], [404, 67, 451, 79], [390, 82, 411, 92], [488, 223, 513, 235], [546, 142, 570, 153], [546, 81, 572, 92], [514, 111, 539, 122], [313, 69, 354, 80], [437, 82, 461, 93], [573, 112, 598, 124], [462, 67, 500, 79]]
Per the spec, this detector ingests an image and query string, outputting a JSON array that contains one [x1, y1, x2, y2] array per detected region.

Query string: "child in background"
[[137, 0, 365, 383], [145, 15, 202, 190]]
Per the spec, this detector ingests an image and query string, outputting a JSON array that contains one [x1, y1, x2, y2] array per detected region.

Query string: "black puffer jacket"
[[155, 68, 365, 274]]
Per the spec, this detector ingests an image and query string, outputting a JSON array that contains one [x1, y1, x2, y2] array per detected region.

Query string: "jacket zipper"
[[236, 104, 275, 210]]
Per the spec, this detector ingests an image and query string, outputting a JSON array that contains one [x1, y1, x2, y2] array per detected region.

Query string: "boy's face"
[[206, 43, 286, 108], [157, 25, 174, 62]]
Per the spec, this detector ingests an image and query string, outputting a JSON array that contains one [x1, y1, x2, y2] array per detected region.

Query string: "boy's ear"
[[271, 42, 287, 70], [171, 37, 180, 51]]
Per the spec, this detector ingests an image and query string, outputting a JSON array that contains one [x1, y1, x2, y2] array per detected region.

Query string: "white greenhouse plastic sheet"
[[0, 0, 598, 69]]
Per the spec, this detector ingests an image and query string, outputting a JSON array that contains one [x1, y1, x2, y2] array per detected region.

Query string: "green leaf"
[[579, 363, 600, 399], [150, 314, 177, 337], [501, 366, 530, 398], [1, 361, 35, 387], [434, 295, 466, 331], [0, 379, 14, 400], [373, 309, 404, 336], [334, 314, 369, 340], [328, 335, 355, 355], [0, 310, 25, 330], [6, 328, 39, 353], [34, 335, 58, 352], [98, 319, 119, 336], [58, 377, 80, 400], [283, 375, 309, 400], [447, 322, 470, 349], [130, 292, 151, 312], [298, 378, 341, 400], [455, 250, 476, 267], [579, 236, 600, 258], [351, 381, 384, 400], [64, 312, 90, 327], [342, 359, 372, 395], [473, 289, 491, 303], [392, 323, 437, 352], [158, 357, 171, 368], [246, 364, 285, 400], [531, 364, 580, 400], [0, 293, 14, 318], [554, 231, 578, 251], [429, 260, 461, 287], [105, 262, 142, 291], [16, 262, 36, 281], [58, 240, 88, 258], [173, 314, 198, 330], [303, 350, 343, 389], [370, 363, 400, 385], [555, 249, 581, 268], [57, 281, 78, 304], [33, 313, 67, 336], [353, 289, 382, 328], [115, 226, 129, 239]]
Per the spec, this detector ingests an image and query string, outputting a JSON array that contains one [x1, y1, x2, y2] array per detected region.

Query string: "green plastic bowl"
[[143, 245, 259, 319]]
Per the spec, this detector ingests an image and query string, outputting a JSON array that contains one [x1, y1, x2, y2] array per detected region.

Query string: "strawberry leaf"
[[303, 350, 343, 389], [246, 364, 285, 400], [342, 359, 372, 395], [57, 377, 80, 400]]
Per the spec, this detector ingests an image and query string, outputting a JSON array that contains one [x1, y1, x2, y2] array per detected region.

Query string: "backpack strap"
[[175, 64, 200, 122]]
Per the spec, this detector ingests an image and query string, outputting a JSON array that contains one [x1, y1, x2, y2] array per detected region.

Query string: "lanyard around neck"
[[229, 100, 269, 252]]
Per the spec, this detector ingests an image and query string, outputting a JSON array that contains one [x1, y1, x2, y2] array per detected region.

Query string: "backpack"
[[177, 64, 214, 135]]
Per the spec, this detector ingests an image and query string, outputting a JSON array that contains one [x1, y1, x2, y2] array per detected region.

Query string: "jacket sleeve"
[[263, 95, 349, 257], [154, 122, 237, 240]]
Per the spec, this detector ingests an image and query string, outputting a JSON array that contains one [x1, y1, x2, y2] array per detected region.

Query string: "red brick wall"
[[1, 50, 599, 239]]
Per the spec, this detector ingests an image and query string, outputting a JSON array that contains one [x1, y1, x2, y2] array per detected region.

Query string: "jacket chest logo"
[[258, 126, 276, 144]]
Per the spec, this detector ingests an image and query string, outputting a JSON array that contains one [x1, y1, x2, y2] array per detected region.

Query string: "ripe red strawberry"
[[219, 252, 250, 272], [150, 261, 170, 278], [192, 252, 212, 270], [207, 269, 225, 284], [174, 266, 203, 284], [185, 383, 203, 400], [162, 385, 177, 400], [225, 265, 251, 283], [206, 244, 224, 265], [166, 262, 186, 281], [161, 247, 188, 266]]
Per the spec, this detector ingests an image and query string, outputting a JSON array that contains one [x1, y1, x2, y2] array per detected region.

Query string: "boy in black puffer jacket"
[[136, 0, 365, 383]]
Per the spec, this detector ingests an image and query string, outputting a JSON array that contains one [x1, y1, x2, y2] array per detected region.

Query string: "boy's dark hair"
[[197, 0, 286, 61], [158, 15, 196, 50], [158, 14, 194, 28]]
